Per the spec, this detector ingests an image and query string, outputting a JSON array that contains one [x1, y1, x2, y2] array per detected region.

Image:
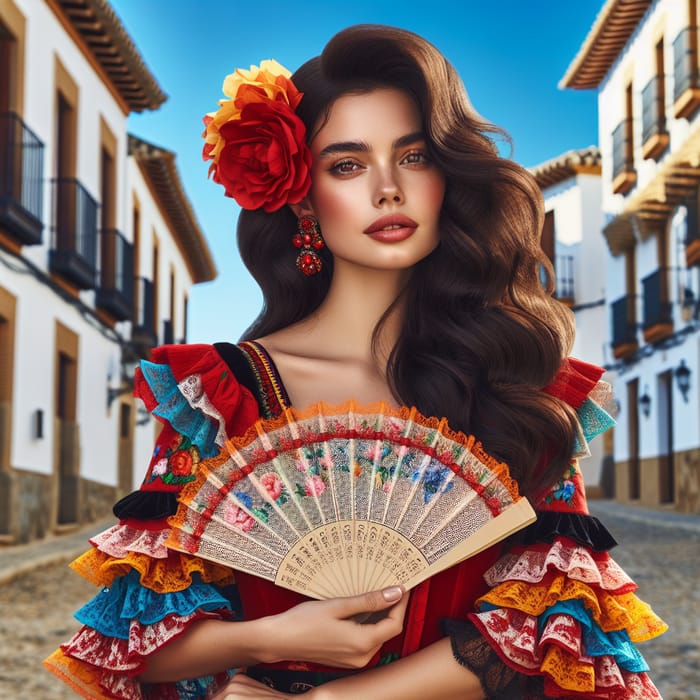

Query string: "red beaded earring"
[[293, 215, 324, 276]]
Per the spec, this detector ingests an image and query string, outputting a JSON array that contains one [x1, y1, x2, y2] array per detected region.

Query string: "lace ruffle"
[[133, 344, 260, 459], [469, 534, 666, 698], [478, 575, 666, 637], [44, 647, 231, 700], [62, 611, 225, 671], [74, 571, 232, 638], [70, 542, 234, 593], [484, 539, 636, 593]]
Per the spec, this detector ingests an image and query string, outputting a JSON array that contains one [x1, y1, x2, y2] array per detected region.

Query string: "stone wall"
[[0, 468, 116, 544], [0, 469, 52, 543], [615, 451, 700, 514]]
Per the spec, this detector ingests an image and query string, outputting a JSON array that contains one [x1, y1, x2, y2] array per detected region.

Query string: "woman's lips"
[[364, 215, 418, 242]]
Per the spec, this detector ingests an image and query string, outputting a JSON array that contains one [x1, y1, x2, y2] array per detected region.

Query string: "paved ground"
[[0, 503, 697, 699]]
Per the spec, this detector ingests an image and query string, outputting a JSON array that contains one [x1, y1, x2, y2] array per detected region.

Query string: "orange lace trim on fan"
[[478, 576, 668, 641], [43, 649, 114, 700], [221, 400, 521, 502], [70, 547, 235, 592], [540, 645, 595, 693]]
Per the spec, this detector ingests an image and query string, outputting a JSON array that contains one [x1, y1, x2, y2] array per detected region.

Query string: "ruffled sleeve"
[[44, 344, 260, 700], [445, 358, 667, 699]]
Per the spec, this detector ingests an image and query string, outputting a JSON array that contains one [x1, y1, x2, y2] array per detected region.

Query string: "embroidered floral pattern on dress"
[[544, 463, 578, 507]]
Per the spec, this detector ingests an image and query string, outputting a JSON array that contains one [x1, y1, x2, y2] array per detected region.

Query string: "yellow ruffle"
[[477, 575, 667, 641], [70, 547, 235, 593], [43, 649, 112, 700], [540, 645, 595, 693]]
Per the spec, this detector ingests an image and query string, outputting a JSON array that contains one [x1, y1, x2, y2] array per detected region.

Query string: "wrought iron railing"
[[96, 229, 134, 320], [162, 319, 174, 345], [642, 268, 673, 329], [611, 294, 638, 348], [50, 177, 98, 289], [641, 75, 666, 144], [673, 26, 700, 101], [0, 112, 44, 244], [612, 119, 634, 179], [132, 276, 157, 351]]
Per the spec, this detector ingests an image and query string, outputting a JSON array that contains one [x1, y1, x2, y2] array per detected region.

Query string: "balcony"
[[132, 276, 157, 355], [0, 112, 44, 246], [95, 229, 134, 321], [162, 318, 174, 345], [611, 294, 638, 359], [554, 255, 574, 305], [673, 27, 700, 119], [612, 119, 636, 195], [641, 76, 669, 160], [49, 178, 98, 289], [642, 268, 673, 343]]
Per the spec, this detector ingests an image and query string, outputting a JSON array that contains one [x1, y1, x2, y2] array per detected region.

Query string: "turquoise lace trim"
[[140, 360, 219, 458], [573, 397, 615, 455], [74, 571, 231, 639]]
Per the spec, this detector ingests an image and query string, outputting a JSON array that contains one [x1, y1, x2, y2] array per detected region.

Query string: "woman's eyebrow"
[[317, 131, 425, 159]]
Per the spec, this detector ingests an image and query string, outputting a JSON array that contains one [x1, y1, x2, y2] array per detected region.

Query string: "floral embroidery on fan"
[[148, 433, 201, 485], [544, 463, 578, 507], [224, 493, 256, 531], [412, 461, 454, 503], [293, 446, 329, 497]]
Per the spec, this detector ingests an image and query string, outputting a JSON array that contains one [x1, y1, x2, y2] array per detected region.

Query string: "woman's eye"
[[402, 150, 429, 165], [330, 160, 361, 175]]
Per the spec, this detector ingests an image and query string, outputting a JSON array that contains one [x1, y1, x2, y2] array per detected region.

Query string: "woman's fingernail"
[[382, 586, 403, 602]]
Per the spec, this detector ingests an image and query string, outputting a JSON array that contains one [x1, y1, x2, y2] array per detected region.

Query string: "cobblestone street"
[[0, 502, 697, 699]]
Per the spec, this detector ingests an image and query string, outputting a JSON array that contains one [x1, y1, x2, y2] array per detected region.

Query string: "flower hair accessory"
[[202, 60, 312, 213]]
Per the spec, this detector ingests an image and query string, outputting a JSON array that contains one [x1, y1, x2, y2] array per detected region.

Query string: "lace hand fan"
[[167, 402, 535, 599]]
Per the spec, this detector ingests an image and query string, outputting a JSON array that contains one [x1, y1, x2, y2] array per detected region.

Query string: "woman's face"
[[304, 88, 445, 273]]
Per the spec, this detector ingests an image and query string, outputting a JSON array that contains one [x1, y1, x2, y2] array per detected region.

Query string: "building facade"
[[0, 0, 216, 543], [563, 0, 700, 513], [529, 148, 613, 496]]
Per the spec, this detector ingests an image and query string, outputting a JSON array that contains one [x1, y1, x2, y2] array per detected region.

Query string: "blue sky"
[[110, 0, 604, 343]]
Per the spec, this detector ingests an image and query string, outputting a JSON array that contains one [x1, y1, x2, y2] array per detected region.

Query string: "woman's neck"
[[299, 263, 408, 364]]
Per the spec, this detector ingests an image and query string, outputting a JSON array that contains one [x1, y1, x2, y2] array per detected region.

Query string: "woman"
[[45, 25, 666, 699]]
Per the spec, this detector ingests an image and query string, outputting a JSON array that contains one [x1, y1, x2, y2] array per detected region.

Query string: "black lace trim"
[[112, 490, 179, 520], [509, 511, 617, 551], [442, 618, 524, 699]]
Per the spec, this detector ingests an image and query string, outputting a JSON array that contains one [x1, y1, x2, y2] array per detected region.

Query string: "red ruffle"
[[134, 344, 260, 442], [544, 358, 605, 410]]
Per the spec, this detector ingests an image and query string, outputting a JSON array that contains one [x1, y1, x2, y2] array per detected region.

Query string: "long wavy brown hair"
[[238, 25, 579, 499]]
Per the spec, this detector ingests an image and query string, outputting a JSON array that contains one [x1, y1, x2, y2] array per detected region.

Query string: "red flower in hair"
[[215, 100, 311, 212], [202, 60, 312, 212]]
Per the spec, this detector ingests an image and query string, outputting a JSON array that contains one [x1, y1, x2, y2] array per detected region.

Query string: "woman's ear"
[[288, 197, 315, 220]]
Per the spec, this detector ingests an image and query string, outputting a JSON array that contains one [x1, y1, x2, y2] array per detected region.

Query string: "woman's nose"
[[374, 171, 404, 206]]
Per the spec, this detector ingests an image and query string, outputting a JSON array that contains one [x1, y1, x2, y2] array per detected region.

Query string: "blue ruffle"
[[74, 570, 231, 639], [140, 360, 219, 458], [574, 396, 615, 455], [541, 600, 649, 672]]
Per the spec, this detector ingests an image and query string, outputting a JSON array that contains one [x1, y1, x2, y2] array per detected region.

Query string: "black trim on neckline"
[[213, 342, 267, 416]]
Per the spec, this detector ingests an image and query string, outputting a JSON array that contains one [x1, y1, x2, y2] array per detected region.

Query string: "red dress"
[[44, 341, 666, 699]]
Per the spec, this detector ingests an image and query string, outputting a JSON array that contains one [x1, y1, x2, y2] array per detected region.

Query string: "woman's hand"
[[258, 586, 408, 669]]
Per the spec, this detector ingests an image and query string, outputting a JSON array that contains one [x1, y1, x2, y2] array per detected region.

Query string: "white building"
[[529, 147, 613, 495], [0, 0, 216, 543], [562, 0, 700, 513]]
